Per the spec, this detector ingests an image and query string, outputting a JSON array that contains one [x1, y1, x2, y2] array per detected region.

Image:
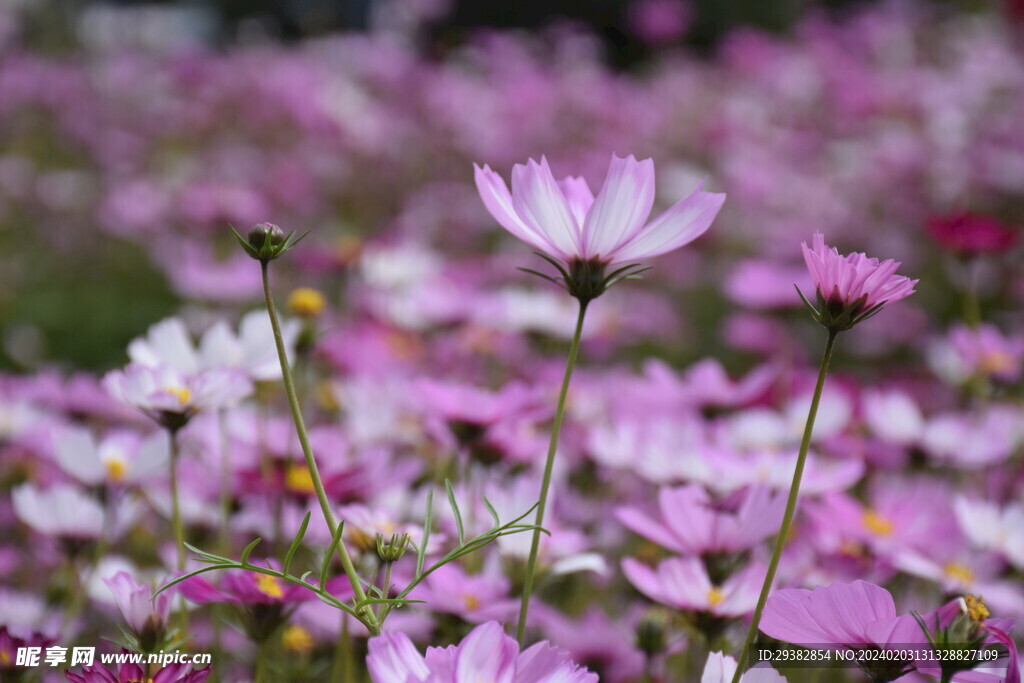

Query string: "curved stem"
[[516, 299, 589, 646], [168, 429, 190, 636], [731, 329, 838, 682], [169, 430, 186, 572], [261, 261, 379, 635]]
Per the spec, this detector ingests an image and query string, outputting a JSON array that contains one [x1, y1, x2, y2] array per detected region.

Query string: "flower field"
[[0, 1, 1022, 681]]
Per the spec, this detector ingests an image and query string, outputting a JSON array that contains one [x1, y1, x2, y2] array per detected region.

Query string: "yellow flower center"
[[963, 594, 990, 622], [706, 587, 725, 607], [862, 509, 895, 537], [285, 464, 315, 494], [462, 594, 480, 610], [105, 459, 127, 483], [944, 562, 975, 585], [255, 574, 285, 599], [978, 351, 1015, 376], [164, 386, 192, 406], [288, 288, 327, 317], [0, 649, 10, 665], [282, 624, 315, 652]]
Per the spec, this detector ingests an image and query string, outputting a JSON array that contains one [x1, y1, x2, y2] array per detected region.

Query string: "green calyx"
[[231, 223, 309, 263], [518, 252, 651, 304], [796, 284, 886, 333]]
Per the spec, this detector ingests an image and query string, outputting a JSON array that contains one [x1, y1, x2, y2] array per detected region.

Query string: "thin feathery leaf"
[[445, 479, 465, 546], [154, 564, 237, 598], [482, 496, 501, 530], [417, 489, 433, 578], [320, 520, 345, 591], [183, 542, 229, 563], [239, 538, 262, 566], [283, 512, 311, 575]]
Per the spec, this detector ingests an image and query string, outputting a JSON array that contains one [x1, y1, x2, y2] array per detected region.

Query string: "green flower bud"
[[231, 223, 309, 262], [375, 532, 411, 562]]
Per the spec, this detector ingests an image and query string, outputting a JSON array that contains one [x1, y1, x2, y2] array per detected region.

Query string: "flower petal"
[[581, 154, 655, 260], [474, 163, 560, 257], [558, 175, 595, 228], [367, 631, 432, 683], [609, 181, 725, 264], [511, 157, 582, 261], [453, 622, 518, 683]]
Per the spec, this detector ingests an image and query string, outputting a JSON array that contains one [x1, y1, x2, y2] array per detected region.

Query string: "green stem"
[[731, 329, 838, 683], [169, 430, 186, 572], [261, 260, 379, 635], [516, 299, 588, 646], [332, 615, 355, 683], [218, 409, 232, 557], [168, 429, 189, 636], [255, 641, 268, 683], [377, 561, 394, 621]]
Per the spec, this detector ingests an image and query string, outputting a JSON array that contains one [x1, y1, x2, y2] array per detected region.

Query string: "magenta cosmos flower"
[[760, 581, 1018, 683], [474, 155, 725, 301], [66, 661, 210, 683], [366, 621, 597, 682], [616, 484, 786, 555], [799, 233, 917, 332], [103, 571, 171, 644]]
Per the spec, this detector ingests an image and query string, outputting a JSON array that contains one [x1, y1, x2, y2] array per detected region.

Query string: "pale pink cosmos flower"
[[103, 363, 252, 430], [406, 563, 518, 624], [366, 620, 597, 682], [12, 483, 105, 540], [474, 155, 725, 267], [621, 557, 764, 617], [616, 484, 786, 555], [800, 232, 917, 331], [702, 652, 789, 683], [103, 571, 170, 637]]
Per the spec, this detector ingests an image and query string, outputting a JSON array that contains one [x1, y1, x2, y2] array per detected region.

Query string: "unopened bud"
[[248, 222, 285, 251], [375, 532, 411, 562], [635, 610, 668, 656], [231, 222, 308, 262]]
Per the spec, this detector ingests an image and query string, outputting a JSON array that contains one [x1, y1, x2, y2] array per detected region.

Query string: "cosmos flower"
[[474, 154, 724, 299], [702, 651, 789, 683], [941, 324, 1024, 383], [51, 426, 168, 487], [616, 484, 786, 555], [366, 620, 598, 682], [760, 580, 1018, 682], [129, 314, 299, 383], [926, 212, 1019, 256], [102, 363, 251, 431], [621, 557, 764, 617], [11, 483, 105, 540], [406, 563, 518, 624], [103, 572, 170, 642], [799, 233, 917, 331], [66, 661, 211, 683]]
